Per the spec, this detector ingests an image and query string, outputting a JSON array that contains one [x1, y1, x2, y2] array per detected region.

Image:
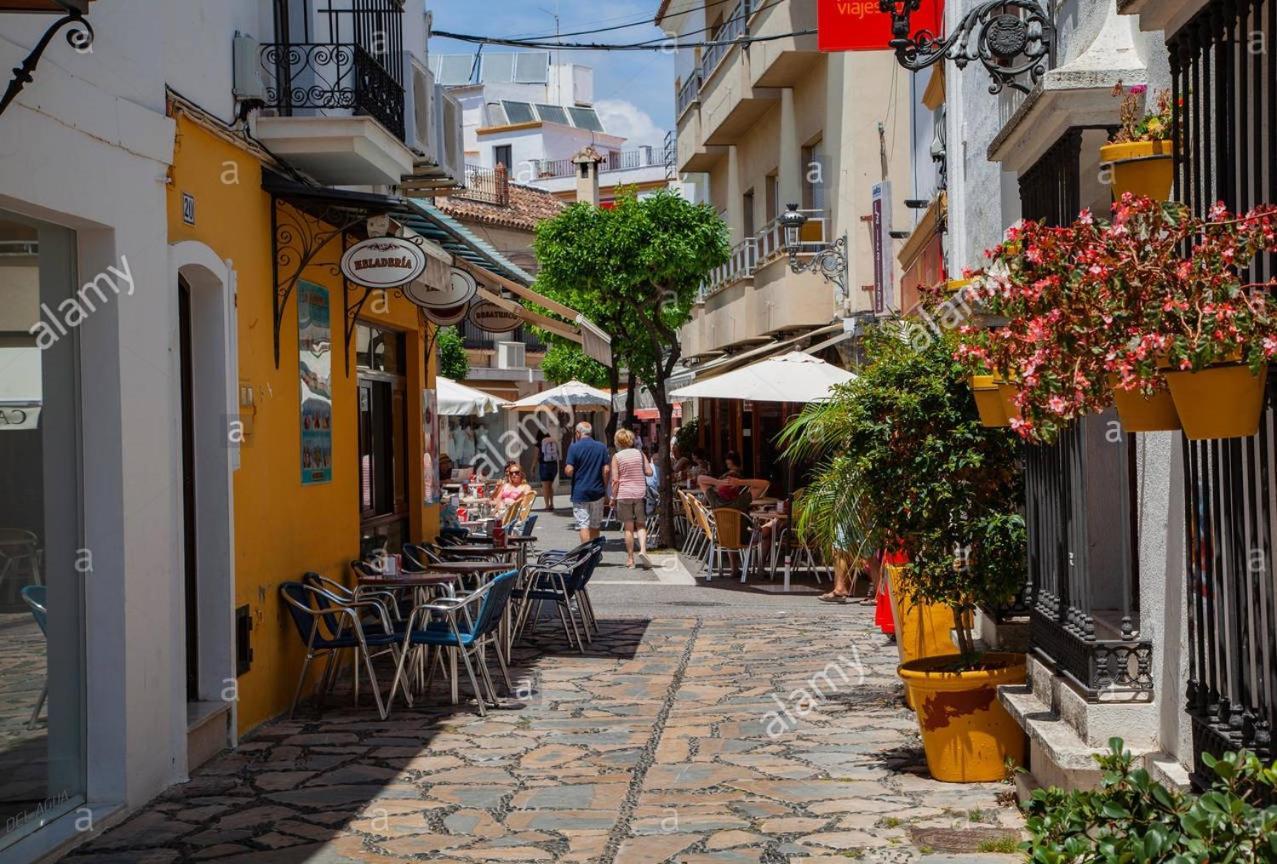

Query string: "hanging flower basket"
[[969, 375, 1008, 427], [1100, 141, 1173, 202], [1164, 363, 1267, 440], [1109, 377, 1181, 433]]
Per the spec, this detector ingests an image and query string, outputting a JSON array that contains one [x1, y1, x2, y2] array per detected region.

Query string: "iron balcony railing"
[[462, 320, 545, 352], [1171, 0, 1277, 790], [536, 149, 657, 180], [701, 0, 750, 83], [260, 41, 405, 139], [451, 163, 510, 207], [677, 71, 702, 117]]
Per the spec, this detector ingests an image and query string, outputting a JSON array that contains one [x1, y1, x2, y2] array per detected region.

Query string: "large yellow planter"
[[1110, 377, 1181, 432], [1165, 363, 1267, 440], [969, 375, 1008, 427], [898, 653, 1027, 783], [1100, 140, 1173, 202], [996, 380, 1022, 422], [886, 565, 960, 709]]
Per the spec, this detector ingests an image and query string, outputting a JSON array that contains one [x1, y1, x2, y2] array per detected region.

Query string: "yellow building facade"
[[165, 107, 440, 734]]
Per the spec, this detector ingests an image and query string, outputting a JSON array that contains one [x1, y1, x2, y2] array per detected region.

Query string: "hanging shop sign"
[[817, 0, 941, 53], [405, 266, 478, 310], [467, 300, 522, 333], [423, 301, 470, 326], [340, 237, 426, 289]]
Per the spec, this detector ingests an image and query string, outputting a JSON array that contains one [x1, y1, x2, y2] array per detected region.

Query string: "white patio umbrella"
[[437, 376, 509, 416], [669, 351, 855, 403], [509, 380, 614, 412]]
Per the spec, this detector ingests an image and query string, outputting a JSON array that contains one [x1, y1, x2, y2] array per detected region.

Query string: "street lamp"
[[781, 204, 848, 305], [876, 0, 1054, 95], [0, 0, 95, 117]]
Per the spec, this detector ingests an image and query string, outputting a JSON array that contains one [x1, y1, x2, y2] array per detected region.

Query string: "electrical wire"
[[432, 27, 814, 52], [496, 0, 751, 41]]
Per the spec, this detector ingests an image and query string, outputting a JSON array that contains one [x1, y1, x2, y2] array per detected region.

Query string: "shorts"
[[616, 498, 646, 525], [572, 499, 605, 530], [538, 460, 559, 482]]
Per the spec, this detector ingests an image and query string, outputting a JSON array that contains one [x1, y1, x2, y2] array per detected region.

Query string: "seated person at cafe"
[[438, 452, 454, 482], [697, 451, 767, 510], [490, 460, 532, 517]]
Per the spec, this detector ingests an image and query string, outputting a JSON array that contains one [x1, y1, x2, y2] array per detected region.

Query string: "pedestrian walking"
[[564, 421, 610, 543], [611, 428, 654, 568], [536, 431, 561, 511]]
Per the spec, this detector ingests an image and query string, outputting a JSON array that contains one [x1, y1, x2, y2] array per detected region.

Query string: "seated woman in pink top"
[[610, 428, 654, 568], [490, 461, 532, 519]]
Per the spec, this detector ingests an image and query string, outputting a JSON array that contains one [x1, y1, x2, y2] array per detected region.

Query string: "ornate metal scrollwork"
[[878, 0, 1054, 95], [787, 234, 849, 302], [260, 41, 404, 139], [0, 7, 95, 117]]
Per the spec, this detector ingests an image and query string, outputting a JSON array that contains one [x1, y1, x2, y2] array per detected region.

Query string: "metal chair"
[[0, 529, 41, 595], [711, 508, 762, 582], [387, 569, 519, 716], [21, 585, 47, 729], [279, 582, 401, 720], [514, 545, 603, 651]]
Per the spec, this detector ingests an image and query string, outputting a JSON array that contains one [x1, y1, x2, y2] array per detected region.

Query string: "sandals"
[[818, 593, 849, 604]]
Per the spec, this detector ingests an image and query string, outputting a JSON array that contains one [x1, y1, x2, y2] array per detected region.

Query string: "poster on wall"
[[299, 281, 333, 485], [423, 388, 441, 504]]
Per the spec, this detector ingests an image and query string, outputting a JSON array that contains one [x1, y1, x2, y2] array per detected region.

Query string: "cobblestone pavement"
[[65, 604, 1024, 863]]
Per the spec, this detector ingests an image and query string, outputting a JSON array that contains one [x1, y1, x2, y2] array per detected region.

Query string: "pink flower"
[[1129, 84, 1148, 95]]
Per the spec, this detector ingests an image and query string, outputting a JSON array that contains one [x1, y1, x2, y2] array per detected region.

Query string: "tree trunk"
[[606, 363, 621, 443], [624, 373, 637, 431], [653, 385, 677, 550]]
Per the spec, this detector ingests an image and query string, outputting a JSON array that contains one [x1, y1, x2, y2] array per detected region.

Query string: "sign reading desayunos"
[[467, 300, 522, 333], [406, 266, 479, 310], [340, 237, 427, 289]]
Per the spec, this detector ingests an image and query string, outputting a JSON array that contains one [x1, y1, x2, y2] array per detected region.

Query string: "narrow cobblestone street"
[[66, 525, 1025, 864]]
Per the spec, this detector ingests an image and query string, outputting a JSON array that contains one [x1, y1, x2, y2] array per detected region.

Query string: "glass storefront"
[[0, 212, 85, 849]]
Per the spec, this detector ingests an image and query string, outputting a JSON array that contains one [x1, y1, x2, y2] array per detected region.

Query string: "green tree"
[[534, 190, 729, 544], [540, 340, 610, 389], [779, 322, 1025, 657], [436, 325, 469, 381]]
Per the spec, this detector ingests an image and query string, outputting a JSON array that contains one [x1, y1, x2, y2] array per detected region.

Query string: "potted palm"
[[782, 324, 1027, 782], [1100, 85, 1174, 202]]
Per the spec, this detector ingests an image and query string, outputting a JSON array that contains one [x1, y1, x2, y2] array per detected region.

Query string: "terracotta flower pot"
[[886, 565, 960, 711], [1109, 377, 1181, 432], [1100, 140, 1173, 202], [898, 652, 1027, 783], [1165, 363, 1267, 440], [969, 375, 1008, 428]]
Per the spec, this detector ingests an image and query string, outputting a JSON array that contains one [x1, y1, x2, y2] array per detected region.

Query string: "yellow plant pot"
[[996, 381, 1022, 422], [898, 653, 1027, 783], [1100, 140, 1173, 202], [969, 375, 1008, 427], [1110, 377, 1181, 432], [886, 565, 960, 710], [1165, 364, 1267, 440]]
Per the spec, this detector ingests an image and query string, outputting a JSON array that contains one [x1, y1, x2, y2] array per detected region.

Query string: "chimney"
[[572, 146, 604, 206]]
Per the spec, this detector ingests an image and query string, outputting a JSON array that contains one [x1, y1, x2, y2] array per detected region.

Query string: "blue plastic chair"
[[387, 570, 518, 715], [279, 582, 401, 719], [21, 585, 47, 728], [519, 514, 538, 537]]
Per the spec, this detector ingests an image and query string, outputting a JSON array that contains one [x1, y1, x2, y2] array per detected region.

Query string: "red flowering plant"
[[1102, 195, 1277, 388]]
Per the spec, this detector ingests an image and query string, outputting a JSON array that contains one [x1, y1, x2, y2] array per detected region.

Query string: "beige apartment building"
[[659, 0, 913, 475]]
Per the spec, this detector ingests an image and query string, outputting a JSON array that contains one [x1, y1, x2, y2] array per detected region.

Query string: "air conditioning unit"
[[232, 33, 265, 103], [497, 341, 526, 370], [433, 87, 464, 184], [403, 54, 437, 161]]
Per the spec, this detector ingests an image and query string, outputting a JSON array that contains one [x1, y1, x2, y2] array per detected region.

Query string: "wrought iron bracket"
[[787, 234, 849, 304], [877, 0, 1054, 95], [0, 7, 94, 117]]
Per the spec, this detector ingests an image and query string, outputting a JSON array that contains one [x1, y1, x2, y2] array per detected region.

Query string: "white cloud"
[[594, 99, 667, 149]]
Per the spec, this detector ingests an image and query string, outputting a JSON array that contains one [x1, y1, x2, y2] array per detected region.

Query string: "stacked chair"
[[513, 538, 604, 652]]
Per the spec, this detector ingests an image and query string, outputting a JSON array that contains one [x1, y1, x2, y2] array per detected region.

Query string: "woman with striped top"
[[610, 427, 654, 568]]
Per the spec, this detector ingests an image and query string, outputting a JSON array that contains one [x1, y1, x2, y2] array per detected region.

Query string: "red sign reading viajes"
[[817, 0, 943, 53]]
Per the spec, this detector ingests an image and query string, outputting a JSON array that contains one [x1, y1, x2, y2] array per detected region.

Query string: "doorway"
[[178, 278, 199, 703]]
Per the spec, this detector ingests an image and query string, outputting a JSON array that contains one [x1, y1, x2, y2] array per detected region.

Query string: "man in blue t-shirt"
[[564, 420, 610, 542]]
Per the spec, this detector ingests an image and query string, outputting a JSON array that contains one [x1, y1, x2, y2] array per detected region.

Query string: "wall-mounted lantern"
[[781, 204, 849, 303], [877, 0, 1054, 95]]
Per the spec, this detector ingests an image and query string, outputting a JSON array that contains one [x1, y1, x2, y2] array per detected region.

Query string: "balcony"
[[677, 72, 702, 120], [747, 0, 820, 88], [252, 2, 417, 186], [451, 164, 510, 207], [536, 148, 659, 180], [704, 238, 757, 297], [697, 0, 776, 146]]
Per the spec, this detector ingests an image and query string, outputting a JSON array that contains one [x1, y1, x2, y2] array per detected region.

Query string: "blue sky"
[[428, 0, 674, 147]]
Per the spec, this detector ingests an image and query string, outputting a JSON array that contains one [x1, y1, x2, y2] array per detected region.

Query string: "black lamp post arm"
[[0, 8, 94, 118]]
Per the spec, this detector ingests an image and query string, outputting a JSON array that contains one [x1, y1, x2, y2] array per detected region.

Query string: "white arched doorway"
[[168, 241, 238, 775]]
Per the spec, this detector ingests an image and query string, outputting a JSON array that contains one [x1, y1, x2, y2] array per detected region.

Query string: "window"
[[742, 188, 755, 238], [802, 139, 827, 212], [355, 323, 408, 557], [501, 100, 536, 124], [766, 172, 779, 223], [0, 212, 86, 851], [493, 145, 513, 173], [535, 103, 569, 125], [567, 107, 604, 132]]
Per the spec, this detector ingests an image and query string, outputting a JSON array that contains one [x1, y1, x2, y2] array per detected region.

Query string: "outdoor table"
[[747, 511, 791, 587], [442, 544, 515, 557], [506, 535, 536, 570]]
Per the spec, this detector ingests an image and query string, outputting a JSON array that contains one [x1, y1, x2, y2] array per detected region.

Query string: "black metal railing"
[[451, 163, 510, 206], [261, 42, 404, 139], [677, 72, 702, 117], [701, 0, 750, 82], [1025, 415, 1152, 698], [1018, 128, 1081, 228], [462, 320, 545, 352], [1170, 0, 1277, 787]]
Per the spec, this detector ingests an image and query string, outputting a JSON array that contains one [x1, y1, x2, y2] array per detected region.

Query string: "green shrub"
[[1025, 738, 1277, 863]]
